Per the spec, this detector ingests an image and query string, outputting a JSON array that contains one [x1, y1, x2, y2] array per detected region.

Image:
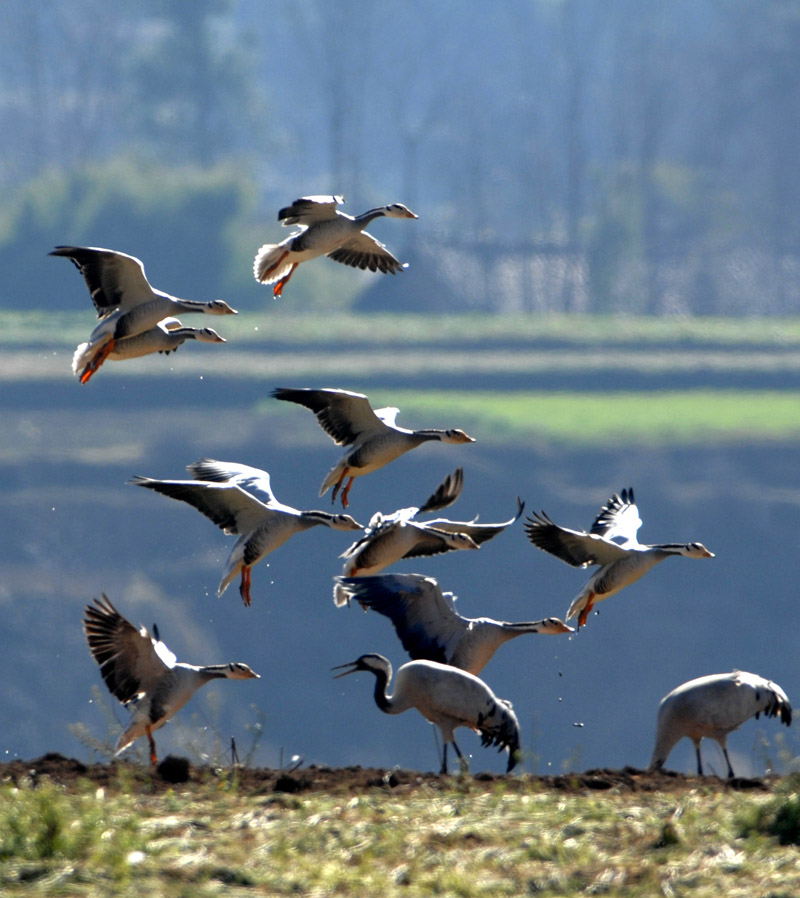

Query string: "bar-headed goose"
[[253, 195, 417, 297], [71, 317, 226, 382], [334, 467, 524, 607], [272, 387, 475, 508], [50, 245, 237, 382], [130, 459, 362, 606], [336, 573, 572, 676], [83, 594, 259, 765], [524, 488, 714, 628]]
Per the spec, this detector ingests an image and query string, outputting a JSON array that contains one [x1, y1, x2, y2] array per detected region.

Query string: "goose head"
[[683, 541, 714, 558], [383, 203, 418, 220], [442, 428, 475, 444], [329, 513, 364, 531], [207, 300, 239, 315], [535, 617, 575, 635], [194, 327, 226, 344], [224, 662, 260, 680]]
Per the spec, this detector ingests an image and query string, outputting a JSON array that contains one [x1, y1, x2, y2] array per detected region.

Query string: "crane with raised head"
[[333, 652, 520, 774]]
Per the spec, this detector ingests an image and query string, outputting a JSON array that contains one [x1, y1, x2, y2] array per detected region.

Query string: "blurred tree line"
[[1, 0, 798, 315]]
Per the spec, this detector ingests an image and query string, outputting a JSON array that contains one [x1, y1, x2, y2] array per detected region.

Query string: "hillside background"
[[0, 0, 798, 777]]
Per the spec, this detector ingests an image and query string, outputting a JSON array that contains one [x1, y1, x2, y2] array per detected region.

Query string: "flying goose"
[[272, 387, 475, 508], [50, 245, 237, 382], [524, 488, 714, 628], [83, 594, 259, 765], [336, 573, 573, 675], [130, 459, 362, 606], [334, 467, 524, 607], [71, 317, 226, 381], [333, 652, 520, 774], [254, 195, 417, 297], [649, 670, 792, 777]]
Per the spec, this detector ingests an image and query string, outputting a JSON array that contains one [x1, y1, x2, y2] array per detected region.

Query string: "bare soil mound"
[[0, 753, 778, 796]]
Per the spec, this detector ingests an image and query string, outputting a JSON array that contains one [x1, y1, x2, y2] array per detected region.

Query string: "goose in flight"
[[334, 467, 524, 607], [254, 195, 417, 297], [649, 670, 792, 777], [71, 317, 226, 382], [272, 387, 475, 508], [333, 652, 520, 774], [524, 488, 714, 628], [83, 594, 259, 765], [336, 573, 573, 675], [50, 245, 237, 382], [130, 459, 362, 606]]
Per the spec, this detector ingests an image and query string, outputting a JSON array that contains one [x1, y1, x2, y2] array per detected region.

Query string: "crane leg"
[[440, 742, 449, 775], [451, 739, 469, 774], [695, 742, 704, 776], [80, 338, 115, 384], [146, 725, 157, 766], [722, 745, 734, 778], [239, 565, 252, 607]]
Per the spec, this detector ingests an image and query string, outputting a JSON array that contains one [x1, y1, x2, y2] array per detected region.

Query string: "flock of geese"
[[54, 194, 792, 777]]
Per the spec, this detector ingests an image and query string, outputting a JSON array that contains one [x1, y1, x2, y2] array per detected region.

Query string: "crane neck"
[[370, 665, 395, 714]]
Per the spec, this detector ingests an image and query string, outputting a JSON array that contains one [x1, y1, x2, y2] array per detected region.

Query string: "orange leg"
[[80, 338, 115, 384], [146, 724, 157, 766], [239, 565, 252, 606], [273, 262, 297, 297], [577, 593, 596, 629], [340, 476, 355, 508], [330, 467, 350, 505]]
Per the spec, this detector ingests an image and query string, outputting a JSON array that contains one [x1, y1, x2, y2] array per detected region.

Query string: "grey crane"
[[649, 670, 792, 777], [333, 652, 520, 774]]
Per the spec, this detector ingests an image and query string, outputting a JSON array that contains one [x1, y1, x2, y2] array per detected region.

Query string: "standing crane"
[[334, 467, 524, 607], [333, 652, 521, 774], [253, 195, 417, 297], [271, 387, 474, 508], [83, 595, 259, 765], [130, 459, 361, 606], [524, 488, 713, 628], [649, 670, 792, 777], [50, 245, 237, 383], [336, 573, 572, 675]]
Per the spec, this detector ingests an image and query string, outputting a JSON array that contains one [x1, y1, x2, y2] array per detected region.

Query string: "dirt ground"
[[0, 753, 779, 796]]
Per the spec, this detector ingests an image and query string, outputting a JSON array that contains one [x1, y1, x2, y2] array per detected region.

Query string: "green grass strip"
[[380, 389, 800, 446]]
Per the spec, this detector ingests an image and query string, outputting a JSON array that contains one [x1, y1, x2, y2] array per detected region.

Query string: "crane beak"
[[331, 660, 360, 679]]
